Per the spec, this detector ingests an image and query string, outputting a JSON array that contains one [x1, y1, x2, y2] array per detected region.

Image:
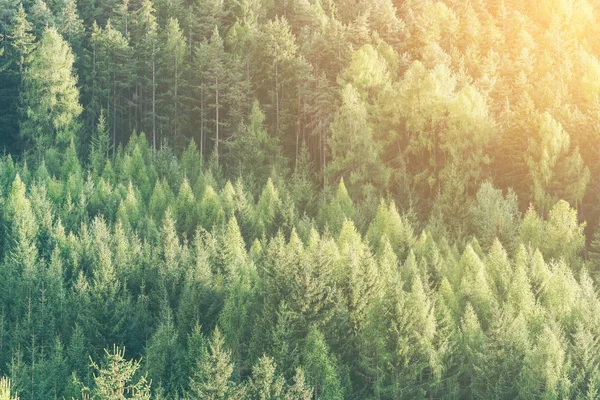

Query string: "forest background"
[[1, 0, 600, 398]]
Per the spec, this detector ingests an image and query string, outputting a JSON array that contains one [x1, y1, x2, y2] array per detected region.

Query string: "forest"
[[1, 0, 600, 398]]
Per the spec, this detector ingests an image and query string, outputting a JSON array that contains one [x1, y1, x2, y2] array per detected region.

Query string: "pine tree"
[[85, 346, 151, 399], [254, 17, 297, 137], [9, 4, 35, 75], [519, 325, 569, 399], [225, 100, 285, 192], [0, 4, 34, 152], [469, 181, 521, 253], [301, 327, 343, 400], [149, 178, 174, 223], [89, 110, 111, 176], [20, 27, 82, 159], [29, 0, 54, 37], [337, 220, 379, 334], [175, 178, 198, 237], [145, 310, 182, 394], [526, 112, 589, 215], [181, 139, 202, 188], [199, 185, 224, 230], [248, 355, 285, 399], [285, 369, 313, 400], [204, 27, 227, 162], [253, 178, 281, 238], [187, 327, 244, 400], [317, 178, 355, 235], [86, 20, 129, 157], [366, 200, 416, 259], [3, 174, 38, 288], [218, 216, 249, 284], [56, 0, 84, 50], [158, 18, 186, 140]]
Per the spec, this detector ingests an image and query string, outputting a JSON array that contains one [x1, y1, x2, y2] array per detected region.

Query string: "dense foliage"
[[1, 0, 600, 399]]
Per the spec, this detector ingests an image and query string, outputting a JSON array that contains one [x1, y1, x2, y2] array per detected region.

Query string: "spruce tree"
[[89, 110, 111, 176], [85, 346, 151, 399], [301, 327, 343, 400], [20, 27, 82, 160], [187, 327, 244, 400]]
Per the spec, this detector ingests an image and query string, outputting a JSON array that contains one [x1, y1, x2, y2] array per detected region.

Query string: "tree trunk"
[[215, 76, 219, 161], [200, 84, 204, 158], [113, 75, 117, 159], [275, 61, 280, 135], [174, 54, 178, 137], [152, 39, 156, 154]]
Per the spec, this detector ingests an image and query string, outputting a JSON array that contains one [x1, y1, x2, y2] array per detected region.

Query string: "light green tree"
[[301, 327, 344, 400], [85, 346, 151, 400], [526, 112, 589, 215], [20, 27, 82, 159], [327, 84, 390, 199], [187, 327, 244, 400], [469, 181, 521, 253]]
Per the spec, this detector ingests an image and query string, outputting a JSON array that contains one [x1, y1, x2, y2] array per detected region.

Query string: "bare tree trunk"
[[174, 53, 178, 137], [215, 76, 219, 161], [275, 61, 280, 135], [200, 84, 204, 158], [295, 95, 300, 172], [152, 39, 156, 154], [112, 75, 117, 159], [124, 0, 128, 38]]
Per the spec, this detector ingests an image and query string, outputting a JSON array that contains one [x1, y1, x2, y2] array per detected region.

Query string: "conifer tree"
[[9, 4, 35, 75], [301, 327, 343, 400], [187, 327, 244, 400], [175, 178, 198, 237], [248, 355, 285, 399], [327, 84, 389, 199], [20, 27, 82, 159], [85, 346, 151, 399], [205, 27, 226, 162], [317, 178, 355, 235], [1, 175, 39, 321], [29, 0, 54, 37], [253, 178, 281, 238], [56, 0, 84, 50], [146, 310, 182, 394], [199, 185, 224, 230], [158, 18, 186, 139], [470, 181, 521, 253], [225, 100, 285, 192], [285, 369, 313, 400], [89, 110, 111, 176]]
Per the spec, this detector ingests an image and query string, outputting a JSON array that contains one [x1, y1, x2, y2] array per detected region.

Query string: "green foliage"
[[20, 27, 82, 160], [470, 181, 521, 253], [85, 346, 151, 399], [526, 112, 590, 215], [187, 327, 244, 400], [89, 110, 111, 176], [327, 84, 389, 199], [4, 1, 600, 399], [317, 179, 354, 235], [225, 101, 285, 193], [521, 200, 586, 264], [301, 327, 343, 400]]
